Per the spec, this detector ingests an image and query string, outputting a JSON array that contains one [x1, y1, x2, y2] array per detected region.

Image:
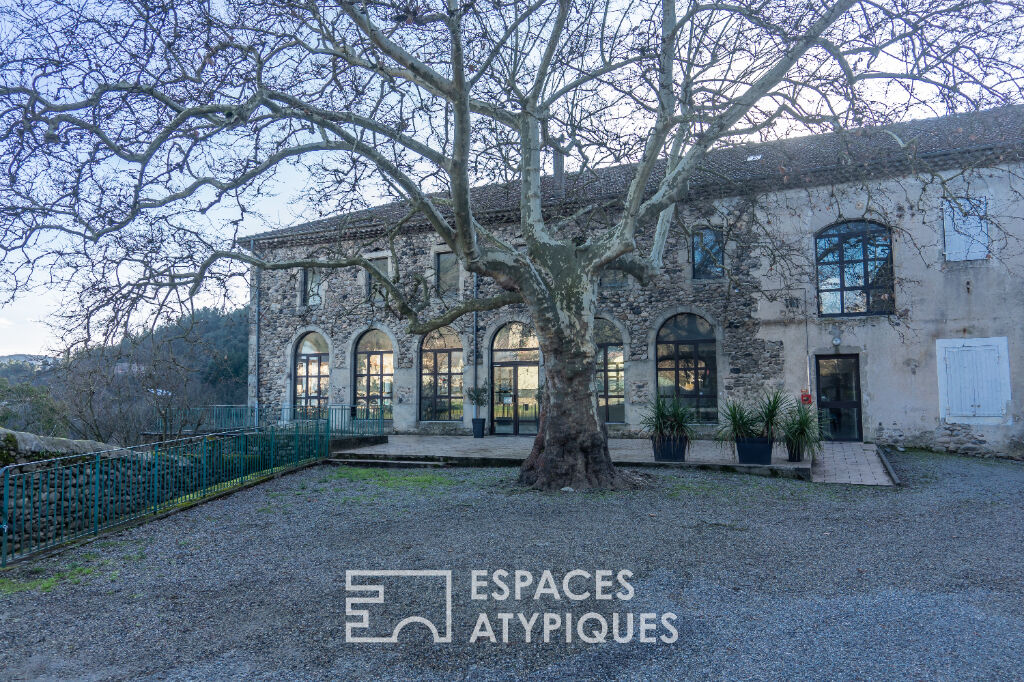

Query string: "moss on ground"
[[0, 565, 95, 595], [327, 466, 455, 490]]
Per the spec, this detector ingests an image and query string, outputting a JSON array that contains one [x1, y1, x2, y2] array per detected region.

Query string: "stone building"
[[247, 106, 1024, 457]]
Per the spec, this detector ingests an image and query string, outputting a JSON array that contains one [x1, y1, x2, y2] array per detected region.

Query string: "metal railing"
[[151, 404, 389, 438], [1, 420, 331, 566], [325, 404, 390, 436]]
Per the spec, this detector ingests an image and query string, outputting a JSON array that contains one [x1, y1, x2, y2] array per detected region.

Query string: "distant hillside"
[[0, 354, 56, 366], [0, 307, 249, 444]]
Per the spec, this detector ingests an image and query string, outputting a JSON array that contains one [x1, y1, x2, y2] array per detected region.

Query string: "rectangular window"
[[436, 252, 459, 298], [943, 197, 989, 261], [301, 268, 323, 307], [693, 229, 725, 279], [936, 337, 1010, 422], [366, 256, 389, 302]]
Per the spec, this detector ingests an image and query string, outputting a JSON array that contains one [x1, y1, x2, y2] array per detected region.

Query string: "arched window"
[[354, 329, 393, 418], [420, 327, 464, 421], [294, 332, 329, 418], [656, 314, 717, 422], [595, 319, 625, 423], [815, 221, 894, 316], [491, 321, 540, 435]]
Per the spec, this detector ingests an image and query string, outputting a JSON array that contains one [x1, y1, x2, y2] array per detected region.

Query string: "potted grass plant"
[[717, 390, 792, 465], [466, 381, 489, 438], [641, 396, 696, 462], [716, 399, 767, 464], [756, 389, 793, 444], [782, 403, 824, 462]]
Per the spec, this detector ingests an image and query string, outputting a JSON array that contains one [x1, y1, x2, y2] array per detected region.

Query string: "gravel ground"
[[1, 450, 1022, 681]]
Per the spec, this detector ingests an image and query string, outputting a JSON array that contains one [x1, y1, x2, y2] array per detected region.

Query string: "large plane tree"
[[1, 0, 1022, 489]]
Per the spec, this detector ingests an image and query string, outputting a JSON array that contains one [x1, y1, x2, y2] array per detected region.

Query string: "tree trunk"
[[518, 318, 636, 491]]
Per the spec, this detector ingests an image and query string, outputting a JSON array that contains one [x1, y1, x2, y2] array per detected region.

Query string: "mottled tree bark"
[[518, 287, 636, 490]]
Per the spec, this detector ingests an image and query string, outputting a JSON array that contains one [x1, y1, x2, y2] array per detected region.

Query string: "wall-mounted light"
[[832, 335, 842, 347]]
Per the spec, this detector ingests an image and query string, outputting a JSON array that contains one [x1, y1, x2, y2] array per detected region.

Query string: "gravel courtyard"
[[1, 450, 1022, 681]]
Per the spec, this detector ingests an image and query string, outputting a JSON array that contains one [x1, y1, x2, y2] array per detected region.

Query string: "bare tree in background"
[[1, 0, 1023, 488], [51, 336, 220, 445]]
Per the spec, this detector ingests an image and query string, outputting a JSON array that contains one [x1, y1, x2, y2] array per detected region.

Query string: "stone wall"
[[0, 427, 114, 467], [250, 209, 783, 437]]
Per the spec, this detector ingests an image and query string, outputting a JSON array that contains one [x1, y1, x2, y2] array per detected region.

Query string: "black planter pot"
[[652, 436, 688, 462], [786, 440, 804, 462], [472, 418, 486, 438], [735, 437, 772, 465]]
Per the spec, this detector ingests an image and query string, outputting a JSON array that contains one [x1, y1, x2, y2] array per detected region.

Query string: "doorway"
[[815, 354, 863, 441], [491, 364, 539, 435], [490, 322, 541, 435]]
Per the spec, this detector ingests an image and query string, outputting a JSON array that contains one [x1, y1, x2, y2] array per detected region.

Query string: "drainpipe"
[[250, 237, 260, 425], [803, 286, 811, 394], [472, 273, 480, 420]]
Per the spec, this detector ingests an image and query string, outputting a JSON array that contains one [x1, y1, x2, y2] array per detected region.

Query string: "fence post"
[[152, 444, 159, 515], [201, 437, 207, 494], [322, 415, 329, 459], [378, 403, 384, 435], [93, 452, 100, 535], [293, 420, 299, 464], [2, 467, 9, 567], [270, 427, 276, 471]]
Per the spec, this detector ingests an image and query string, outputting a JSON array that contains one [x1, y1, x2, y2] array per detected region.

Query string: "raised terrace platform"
[[329, 435, 895, 485]]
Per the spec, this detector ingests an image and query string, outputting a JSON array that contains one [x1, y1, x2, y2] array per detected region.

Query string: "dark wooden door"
[[816, 355, 863, 441]]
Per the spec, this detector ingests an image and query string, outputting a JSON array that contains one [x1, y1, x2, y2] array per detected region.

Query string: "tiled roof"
[[252, 105, 1024, 242]]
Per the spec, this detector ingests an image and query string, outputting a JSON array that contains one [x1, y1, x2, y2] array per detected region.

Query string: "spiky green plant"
[[755, 389, 794, 441], [641, 396, 697, 443], [715, 399, 762, 442], [782, 402, 824, 458]]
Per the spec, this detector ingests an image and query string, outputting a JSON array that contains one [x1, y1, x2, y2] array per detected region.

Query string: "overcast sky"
[[0, 293, 61, 356], [0, 162, 319, 357]]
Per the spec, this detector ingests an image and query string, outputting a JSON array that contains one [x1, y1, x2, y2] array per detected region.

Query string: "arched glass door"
[[354, 329, 394, 419], [491, 322, 540, 435], [656, 313, 718, 422], [294, 332, 330, 419]]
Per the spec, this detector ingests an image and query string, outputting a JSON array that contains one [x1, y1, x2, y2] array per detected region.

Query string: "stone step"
[[325, 457, 447, 469], [328, 450, 448, 462], [329, 449, 525, 467]]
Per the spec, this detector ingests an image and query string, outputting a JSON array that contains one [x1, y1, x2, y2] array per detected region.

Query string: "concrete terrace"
[[332, 436, 893, 486]]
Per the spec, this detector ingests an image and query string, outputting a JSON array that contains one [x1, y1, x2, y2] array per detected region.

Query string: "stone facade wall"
[[249, 165, 1024, 458], [250, 207, 786, 437]]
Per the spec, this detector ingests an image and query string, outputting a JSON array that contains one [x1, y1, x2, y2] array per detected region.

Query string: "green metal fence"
[[152, 405, 259, 436], [151, 404, 388, 438], [325, 404, 390, 436], [1, 420, 333, 566]]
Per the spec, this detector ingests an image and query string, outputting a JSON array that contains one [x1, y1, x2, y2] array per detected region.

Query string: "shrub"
[[641, 396, 696, 442]]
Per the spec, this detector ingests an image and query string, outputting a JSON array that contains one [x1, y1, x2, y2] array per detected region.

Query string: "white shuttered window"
[[936, 337, 1011, 423], [943, 197, 989, 261]]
